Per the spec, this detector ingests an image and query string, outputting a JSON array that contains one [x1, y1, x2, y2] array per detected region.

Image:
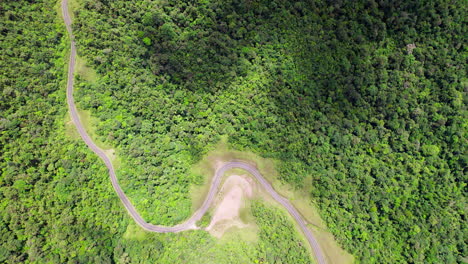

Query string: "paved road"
[[61, 1, 327, 263]]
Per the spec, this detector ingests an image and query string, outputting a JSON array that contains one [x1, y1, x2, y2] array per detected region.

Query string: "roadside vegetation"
[[71, 0, 466, 263], [1, 0, 466, 263], [1, 1, 126, 262]]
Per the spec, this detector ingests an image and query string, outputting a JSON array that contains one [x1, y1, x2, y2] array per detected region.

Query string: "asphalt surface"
[[61, 1, 327, 263]]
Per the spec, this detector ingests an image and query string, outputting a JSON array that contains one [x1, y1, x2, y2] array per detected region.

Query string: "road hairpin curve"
[[61, 1, 326, 263]]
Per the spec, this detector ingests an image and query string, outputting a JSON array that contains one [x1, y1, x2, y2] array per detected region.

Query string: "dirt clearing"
[[206, 174, 255, 237]]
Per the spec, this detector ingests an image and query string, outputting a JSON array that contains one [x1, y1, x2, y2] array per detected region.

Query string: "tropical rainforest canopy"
[[1, 0, 466, 263]]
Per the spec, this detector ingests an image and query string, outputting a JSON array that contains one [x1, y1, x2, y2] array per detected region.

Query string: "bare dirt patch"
[[206, 174, 255, 237]]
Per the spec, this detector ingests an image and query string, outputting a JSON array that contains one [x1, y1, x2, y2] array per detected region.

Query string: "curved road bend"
[[61, 1, 326, 263]]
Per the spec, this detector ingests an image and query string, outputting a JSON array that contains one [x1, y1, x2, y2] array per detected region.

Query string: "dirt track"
[[61, 1, 326, 263]]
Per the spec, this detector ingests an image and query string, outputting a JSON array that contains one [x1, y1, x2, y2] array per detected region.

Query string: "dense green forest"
[[1, 1, 129, 262], [71, 0, 466, 263], [1, 0, 466, 263], [1, 1, 315, 263]]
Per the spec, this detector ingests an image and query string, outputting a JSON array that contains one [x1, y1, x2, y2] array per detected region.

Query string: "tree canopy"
[[1, 0, 466, 263]]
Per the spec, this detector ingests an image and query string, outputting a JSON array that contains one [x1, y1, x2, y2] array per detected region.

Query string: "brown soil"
[[206, 175, 255, 237]]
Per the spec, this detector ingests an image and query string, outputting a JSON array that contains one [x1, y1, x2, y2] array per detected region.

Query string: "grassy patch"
[[196, 210, 212, 229], [66, 0, 85, 22], [64, 113, 80, 140], [310, 225, 355, 264], [218, 223, 258, 244], [238, 204, 251, 223], [75, 109, 109, 149], [75, 56, 98, 83], [123, 221, 149, 241]]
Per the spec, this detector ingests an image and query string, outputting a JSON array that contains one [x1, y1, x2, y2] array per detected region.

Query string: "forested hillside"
[[1, 2, 316, 263], [1, 0, 466, 263], [71, 0, 466, 263], [0, 0, 126, 262]]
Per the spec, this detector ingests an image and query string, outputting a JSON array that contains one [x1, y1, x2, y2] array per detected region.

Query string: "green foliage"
[[1, 1, 317, 263], [196, 211, 212, 229], [71, 0, 466, 262], [2, 0, 466, 263], [142, 37, 151, 46], [114, 202, 314, 264], [0, 2, 127, 262], [421, 144, 441, 156], [251, 201, 314, 263]]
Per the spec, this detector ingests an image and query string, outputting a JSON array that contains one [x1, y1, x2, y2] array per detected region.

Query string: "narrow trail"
[[61, 1, 326, 263]]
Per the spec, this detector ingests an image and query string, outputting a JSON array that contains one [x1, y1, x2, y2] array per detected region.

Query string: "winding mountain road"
[[61, 0, 326, 263]]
